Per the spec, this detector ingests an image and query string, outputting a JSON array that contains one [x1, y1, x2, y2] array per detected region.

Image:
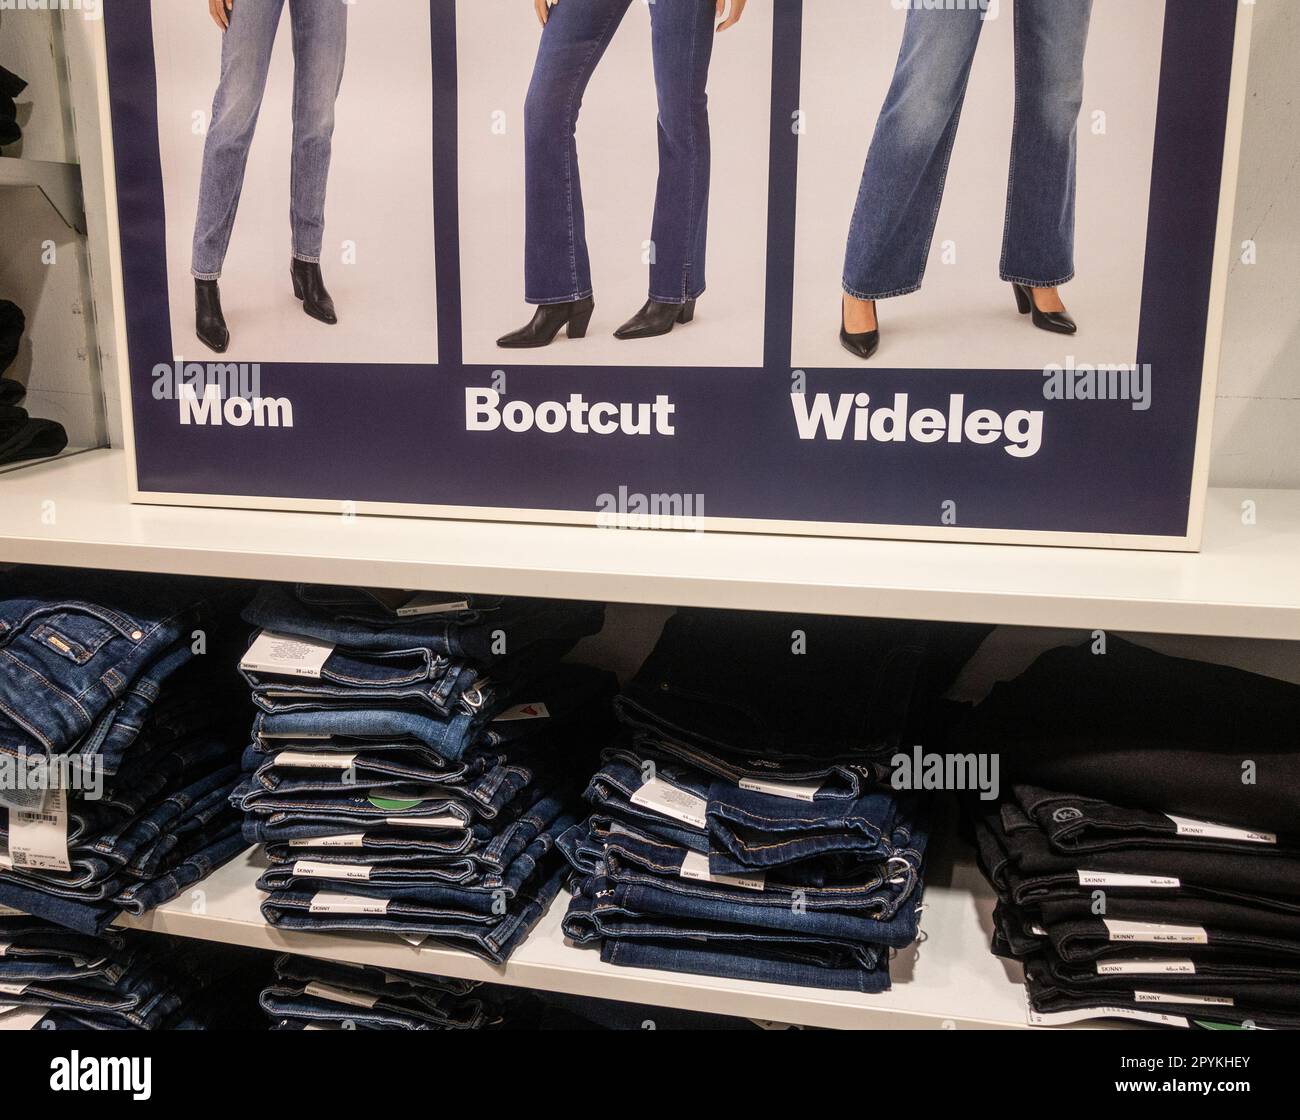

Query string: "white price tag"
[[241, 630, 334, 679], [293, 860, 372, 882], [1165, 815, 1276, 845], [276, 751, 358, 771], [10, 786, 69, 873], [1103, 919, 1208, 945], [304, 982, 379, 1010], [1077, 870, 1180, 889], [678, 850, 765, 891], [308, 893, 389, 916], [0, 981, 30, 995], [629, 778, 708, 830], [738, 776, 823, 803]]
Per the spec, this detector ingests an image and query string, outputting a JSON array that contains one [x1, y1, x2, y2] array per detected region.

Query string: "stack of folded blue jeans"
[[233, 584, 613, 962], [0, 570, 252, 934], [559, 610, 956, 992], [0, 911, 269, 1030], [261, 953, 512, 1031]]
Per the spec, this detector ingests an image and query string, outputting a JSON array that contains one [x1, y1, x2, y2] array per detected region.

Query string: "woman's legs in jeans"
[[842, 6, 984, 302], [190, 0, 347, 280], [523, 0, 631, 306], [287, 0, 348, 267], [1001, 0, 1091, 289], [647, 0, 716, 304], [191, 0, 286, 280], [842, 1, 1091, 318]]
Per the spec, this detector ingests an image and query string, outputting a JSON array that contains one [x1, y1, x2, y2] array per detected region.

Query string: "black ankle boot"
[[497, 297, 595, 349], [613, 298, 696, 341], [194, 279, 229, 353], [1012, 282, 1076, 335], [291, 259, 337, 325]]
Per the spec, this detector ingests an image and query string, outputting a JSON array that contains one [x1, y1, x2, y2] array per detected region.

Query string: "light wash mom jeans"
[[191, 0, 348, 280], [843, 0, 1093, 300]]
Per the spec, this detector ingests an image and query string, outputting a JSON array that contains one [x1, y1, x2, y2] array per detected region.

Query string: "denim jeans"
[[244, 584, 604, 663], [0, 578, 207, 762], [843, 0, 1093, 298], [523, 0, 715, 304], [190, 0, 348, 279], [260, 862, 566, 964], [618, 610, 927, 762], [563, 876, 892, 991]]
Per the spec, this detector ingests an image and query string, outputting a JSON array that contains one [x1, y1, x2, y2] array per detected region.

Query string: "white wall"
[[1212, 0, 1300, 489]]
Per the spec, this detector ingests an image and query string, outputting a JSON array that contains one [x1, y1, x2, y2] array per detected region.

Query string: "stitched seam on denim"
[[1002, 270, 1076, 288], [0, 650, 87, 739], [556, 6, 624, 303]]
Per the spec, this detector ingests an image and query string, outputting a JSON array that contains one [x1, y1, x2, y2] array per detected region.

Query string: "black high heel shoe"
[[497, 297, 595, 349], [839, 304, 879, 360], [194, 279, 229, 353], [614, 299, 696, 341], [1012, 282, 1076, 335], [291, 259, 338, 325]]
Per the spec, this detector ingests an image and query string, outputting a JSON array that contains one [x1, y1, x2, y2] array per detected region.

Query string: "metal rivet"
[[130, 630, 143, 640]]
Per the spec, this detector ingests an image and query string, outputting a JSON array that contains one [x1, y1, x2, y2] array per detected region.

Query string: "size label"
[[1134, 990, 1234, 1007], [276, 751, 358, 771], [397, 594, 470, 617], [1097, 958, 1196, 976], [293, 860, 372, 882], [679, 850, 765, 891], [0, 981, 30, 996], [304, 982, 379, 1010], [738, 776, 824, 803], [493, 702, 550, 722], [629, 778, 707, 830], [308, 894, 389, 915], [1103, 919, 1208, 945], [10, 786, 70, 873], [1166, 815, 1276, 845], [1028, 1006, 1189, 1028], [384, 815, 464, 830], [288, 835, 366, 849], [241, 630, 334, 679], [1077, 870, 1180, 889]]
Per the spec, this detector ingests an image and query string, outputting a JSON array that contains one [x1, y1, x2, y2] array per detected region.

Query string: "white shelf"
[[115, 844, 1040, 1031], [1, 449, 1299, 639]]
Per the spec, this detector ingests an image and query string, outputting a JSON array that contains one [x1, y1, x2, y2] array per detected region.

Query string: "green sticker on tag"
[[368, 795, 422, 811]]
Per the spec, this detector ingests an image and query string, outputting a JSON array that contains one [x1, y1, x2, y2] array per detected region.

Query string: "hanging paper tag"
[[679, 850, 765, 891], [630, 779, 707, 829], [293, 860, 373, 882], [308, 894, 389, 915], [738, 776, 823, 803]]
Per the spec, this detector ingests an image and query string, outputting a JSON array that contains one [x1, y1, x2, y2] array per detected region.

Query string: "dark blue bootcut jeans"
[[523, 0, 715, 305]]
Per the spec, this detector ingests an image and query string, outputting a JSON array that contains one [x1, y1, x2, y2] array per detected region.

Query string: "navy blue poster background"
[[103, 0, 1240, 541]]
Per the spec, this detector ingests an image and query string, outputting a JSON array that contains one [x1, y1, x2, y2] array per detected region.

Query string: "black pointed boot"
[[497, 297, 595, 349], [194, 279, 229, 353], [291, 259, 338, 325], [613, 298, 696, 341]]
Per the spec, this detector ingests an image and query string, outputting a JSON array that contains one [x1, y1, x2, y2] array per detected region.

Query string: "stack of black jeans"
[[960, 637, 1300, 1029], [559, 610, 980, 992], [0, 571, 251, 934], [232, 584, 613, 963], [0, 912, 268, 1030], [0, 301, 69, 467]]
